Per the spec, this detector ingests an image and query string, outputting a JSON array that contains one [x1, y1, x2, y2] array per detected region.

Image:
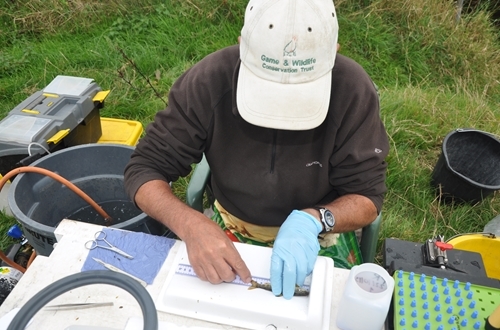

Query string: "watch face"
[[324, 210, 335, 227]]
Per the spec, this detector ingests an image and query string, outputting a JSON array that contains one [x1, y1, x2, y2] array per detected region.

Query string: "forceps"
[[84, 231, 134, 259], [44, 302, 114, 311]]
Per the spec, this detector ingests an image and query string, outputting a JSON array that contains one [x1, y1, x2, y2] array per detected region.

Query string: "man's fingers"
[[296, 250, 309, 286], [188, 244, 247, 284], [216, 262, 238, 283], [282, 259, 296, 300], [192, 262, 234, 284], [207, 264, 234, 284], [270, 254, 284, 296], [191, 263, 208, 282], [226, 249, 251, 283]]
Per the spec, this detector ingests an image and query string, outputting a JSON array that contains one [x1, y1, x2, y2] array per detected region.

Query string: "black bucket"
[[8, 144, 167, 256], [431, 129, 500, 203]]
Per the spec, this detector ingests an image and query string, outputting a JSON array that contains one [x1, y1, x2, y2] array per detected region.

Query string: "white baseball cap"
[[237, 0, 339, 130]]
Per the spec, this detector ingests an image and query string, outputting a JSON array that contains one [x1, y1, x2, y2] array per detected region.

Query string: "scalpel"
[[92, 257, 147, 287]]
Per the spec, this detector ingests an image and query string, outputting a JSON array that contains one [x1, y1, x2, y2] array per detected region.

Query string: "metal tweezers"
[[43, 302, 114, 311]]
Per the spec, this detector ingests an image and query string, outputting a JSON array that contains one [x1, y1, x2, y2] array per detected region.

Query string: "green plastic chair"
[[186, 154, 382, 263]]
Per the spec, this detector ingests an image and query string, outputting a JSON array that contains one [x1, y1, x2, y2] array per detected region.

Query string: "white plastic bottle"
[[336, 263, 394, 330]]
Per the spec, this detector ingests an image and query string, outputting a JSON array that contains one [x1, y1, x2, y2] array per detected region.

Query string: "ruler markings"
[[175, 263, 310, 290]]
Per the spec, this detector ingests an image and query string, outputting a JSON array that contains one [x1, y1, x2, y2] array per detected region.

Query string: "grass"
[[0, 0, 499, 262]]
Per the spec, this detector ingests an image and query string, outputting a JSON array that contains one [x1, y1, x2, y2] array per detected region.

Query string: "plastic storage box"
[[0, 75, 109, 176]]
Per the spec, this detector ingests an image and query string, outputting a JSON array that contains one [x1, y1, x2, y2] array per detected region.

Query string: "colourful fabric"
[[212, 201, 362, 269]]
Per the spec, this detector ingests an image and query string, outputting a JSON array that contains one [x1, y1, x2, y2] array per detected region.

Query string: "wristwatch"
[[312, 206, 335, 233]]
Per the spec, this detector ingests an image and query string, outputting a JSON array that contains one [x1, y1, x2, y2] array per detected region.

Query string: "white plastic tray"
[[156, 241, 333, 330]]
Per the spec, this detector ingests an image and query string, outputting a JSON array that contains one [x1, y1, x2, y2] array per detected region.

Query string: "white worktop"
[[0, 219, 355, 330]]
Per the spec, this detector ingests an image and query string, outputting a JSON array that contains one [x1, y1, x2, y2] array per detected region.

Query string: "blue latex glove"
[[270, 210, 322, 299]]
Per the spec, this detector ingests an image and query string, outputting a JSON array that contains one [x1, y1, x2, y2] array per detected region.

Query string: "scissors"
[[84, 231, 134, 259]]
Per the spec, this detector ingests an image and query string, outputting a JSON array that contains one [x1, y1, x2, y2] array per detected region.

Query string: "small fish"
[[248, 280, 310, 296]]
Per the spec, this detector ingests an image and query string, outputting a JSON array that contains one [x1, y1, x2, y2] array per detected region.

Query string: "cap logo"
[[283, 37, 297, 57]]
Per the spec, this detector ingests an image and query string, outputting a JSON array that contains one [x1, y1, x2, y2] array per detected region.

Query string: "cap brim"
[[236, 63, 332, 131]]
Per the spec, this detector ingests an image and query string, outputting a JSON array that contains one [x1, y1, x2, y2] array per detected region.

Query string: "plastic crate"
[[97, 117, 143, 146]]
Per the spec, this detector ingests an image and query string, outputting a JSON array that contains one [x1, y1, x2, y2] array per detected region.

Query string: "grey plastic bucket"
[[8, 144, 166, 256], [431, 129, 500, 203]]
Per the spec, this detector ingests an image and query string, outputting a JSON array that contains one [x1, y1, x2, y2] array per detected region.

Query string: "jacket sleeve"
[[123, 48, 235, 203], [327, 56, 389, 213]]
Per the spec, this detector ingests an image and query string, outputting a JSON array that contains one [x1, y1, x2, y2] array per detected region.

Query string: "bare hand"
[[183, 216, 252, 284], [133, 180, 251, 284]]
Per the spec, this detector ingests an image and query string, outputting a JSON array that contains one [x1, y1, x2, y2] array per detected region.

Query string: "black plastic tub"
[[431, 129, 500, 203], [8, 144, 166, 256]]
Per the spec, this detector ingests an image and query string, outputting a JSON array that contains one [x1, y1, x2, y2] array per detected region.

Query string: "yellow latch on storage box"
[[47, 129, 70, 144], [93, 90, 110, 103]]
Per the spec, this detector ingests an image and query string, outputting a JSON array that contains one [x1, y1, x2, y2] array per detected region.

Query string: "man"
[[124, 0, 389, 300]]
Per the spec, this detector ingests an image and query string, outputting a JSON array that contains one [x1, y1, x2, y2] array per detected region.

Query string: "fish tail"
[[294, 289, 310, 296], [294, 284, 310, 296]]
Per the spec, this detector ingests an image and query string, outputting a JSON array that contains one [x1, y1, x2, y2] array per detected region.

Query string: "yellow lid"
[[449, 234, 500, 280]]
